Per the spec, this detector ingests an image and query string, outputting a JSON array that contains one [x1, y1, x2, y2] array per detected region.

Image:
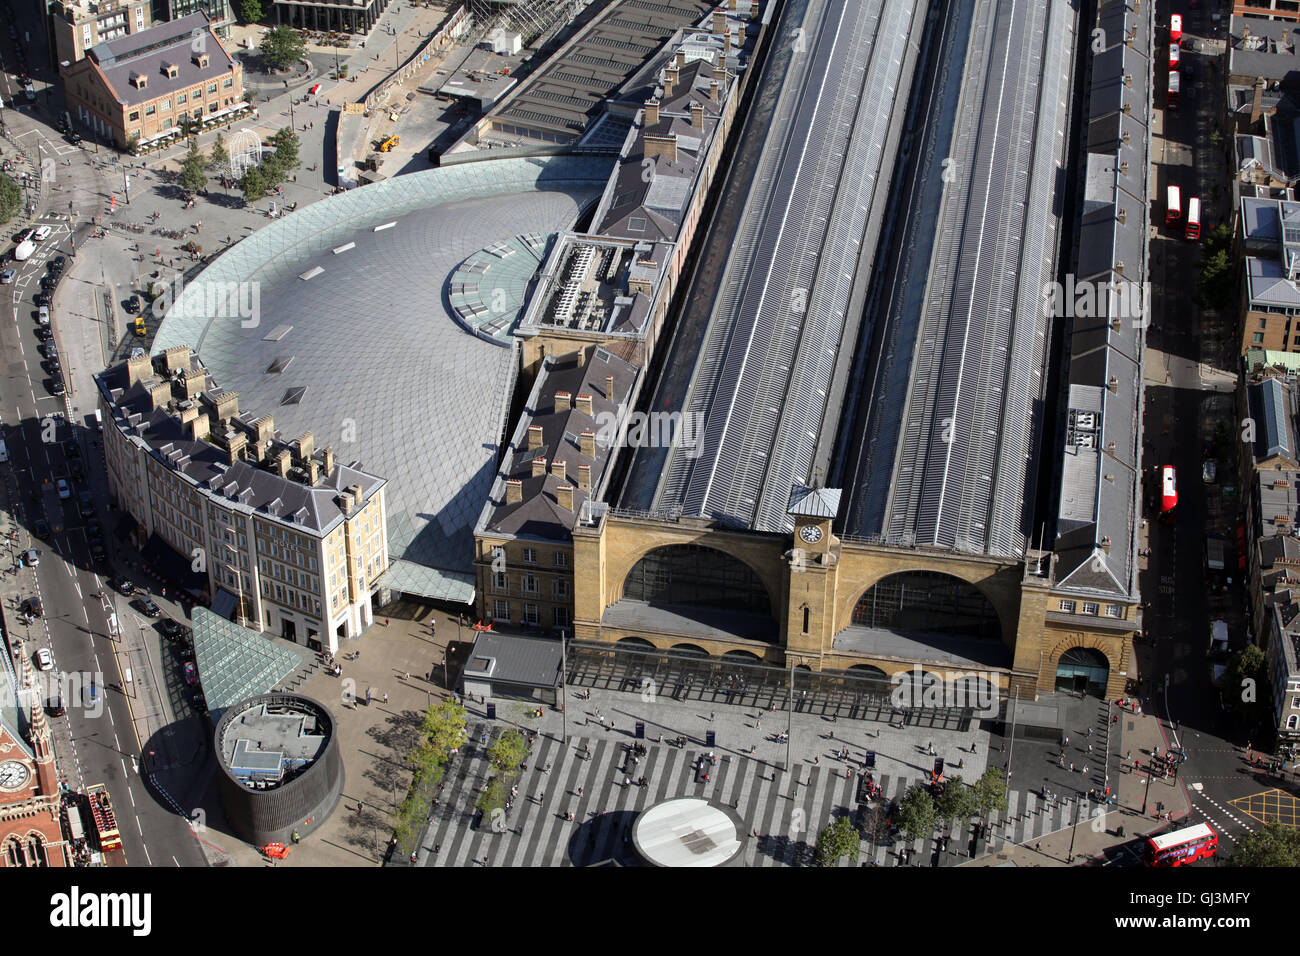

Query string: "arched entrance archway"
[[623, 545, 772, 616], [852, 571, 1001, 641], [616, 637, 655, 650], [1055, 647, 1110, 696], [668, 644, 709, 658], [722, 650, 762, 663]]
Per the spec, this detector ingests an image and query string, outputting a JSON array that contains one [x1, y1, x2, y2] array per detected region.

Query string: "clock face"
[[0, 760, 29, 791], [799, 524, 823, 544]]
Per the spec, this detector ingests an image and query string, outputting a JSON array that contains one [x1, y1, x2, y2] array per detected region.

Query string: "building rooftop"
[[479, 0, 719, 145], [97, 348, 387, 536], [151, 156, 615, 602], [462, 632, 563, 689], [217, 695, 332, 789], [632, 798, 745, 867], [477, 344, 641, 541], [1229, 15, 1300, 81], [87, 14, 234, 108], [192, 607, 306, 717]]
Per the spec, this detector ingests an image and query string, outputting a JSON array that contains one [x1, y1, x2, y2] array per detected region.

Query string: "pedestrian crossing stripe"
[[406, 724, 1101, 868]]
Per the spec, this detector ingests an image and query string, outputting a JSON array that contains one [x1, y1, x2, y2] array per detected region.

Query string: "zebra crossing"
[[410, 724, 1091, 867]]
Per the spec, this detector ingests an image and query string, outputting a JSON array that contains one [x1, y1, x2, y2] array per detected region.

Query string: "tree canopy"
[[0, 174, 21, 225], [260, 26, 305, 71], [814, 816, 860, 867], [1228, 823, 1300, 867], [179, 139, 208, 194]]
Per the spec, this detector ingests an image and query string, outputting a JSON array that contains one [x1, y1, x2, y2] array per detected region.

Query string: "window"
[[136, 6, 144, 28], [129, 110, 140, 121], [1290, 715, 1299, 731], [1260, 318, 1268, 330], [144, 104, 155, 116], [1104, 604, 1122, 618], [627, 216, 647, 232], [554, 579, 569, 599], [1058, 600, 1077, 613], [208, 84, 217, 94], [177, 92, 187, 104], [492, 571, 507, 591], [523, 603, 539, 625], [223, 78, 233, 88], [554, 552, 568, 568], [1082, 602, 1099, 615], [1253, 333, 1265, 344], [492, 599, 510, 621], [1292, 696, 1300, 710], [522, 548, 536, 564], [160, 99, 170, 111], [523, 574, 538, 594], [554, 606, 571, 628]]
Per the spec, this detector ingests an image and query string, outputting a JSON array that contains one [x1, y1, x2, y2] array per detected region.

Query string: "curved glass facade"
[[851, 571, 1000, 640], [624, 545, 772, 617]]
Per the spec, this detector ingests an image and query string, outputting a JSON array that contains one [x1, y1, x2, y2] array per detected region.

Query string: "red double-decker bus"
[[1160, 465, 1178, 515], [1169, 44, 1180, 69], [1170, 14, 1182, 44], [1144, 823, 1217, 867], [1165, 186, 1181, 227], [1185, 197, 1201, 241]]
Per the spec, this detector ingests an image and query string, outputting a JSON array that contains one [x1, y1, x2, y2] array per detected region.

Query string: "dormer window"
[[130, 71, 147, 88], [192, 52, 208, 68], [161, 61, 178, 78]]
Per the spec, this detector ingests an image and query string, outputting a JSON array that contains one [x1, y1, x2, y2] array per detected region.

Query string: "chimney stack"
[[557, 484, 574, 511], [323, 445, 335, 476], [554, 390, 573, 411], [575, 393, 594, 416], [644, 133, 678, 163], [579, 429, 596, 457], [644, 98, 660, 127], [506, 479, 523, 504], [188, 414, 210, 443], [709, 79, 720, 104], [713, 9, 726, 34], [552, 459, 567, 481], [226, 431, 247, 465], [294, 431, 314, 463], [1253, 76, 1266, 128], [664, 65, 678, 97], [605, 374, 616, 404], [126, 351, 153, 387], [691, 101, 705, 130], [675, 49, 686, 69], [528, 424, 544, 449], [578, 463, 592, 491], [532, 456, 549, 478], [275, 447, 292, 478]]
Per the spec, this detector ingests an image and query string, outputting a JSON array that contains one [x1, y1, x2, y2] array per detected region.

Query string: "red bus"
[[1144, 823, 1217, 867], [1168, 70, 1180, 110], [1185, 197, 1201, 241], [1160, 465, 1178, 514], [1169, 44, 1180, 69], [1170, 14, 1182, 44], [1166, 185, 1181, 227]]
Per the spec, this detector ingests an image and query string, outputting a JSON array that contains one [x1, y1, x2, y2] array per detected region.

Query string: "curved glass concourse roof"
[[153, 156, 614, 602]]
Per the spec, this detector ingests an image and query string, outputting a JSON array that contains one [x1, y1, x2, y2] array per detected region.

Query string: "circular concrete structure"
[[152, 155, 614, 602], [214, 693, 343, 847], [631, 797, 747, 867]]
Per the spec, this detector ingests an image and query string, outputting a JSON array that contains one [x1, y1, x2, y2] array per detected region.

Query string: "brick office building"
[[61, 13, 245, 150]]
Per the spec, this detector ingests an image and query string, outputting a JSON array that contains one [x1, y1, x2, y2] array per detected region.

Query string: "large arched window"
[[623, 545, 772, 616], [851, 571, 1000, 640]]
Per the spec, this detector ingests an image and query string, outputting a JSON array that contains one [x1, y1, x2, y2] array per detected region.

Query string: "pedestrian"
[[1087, 743, 1093, 753], [710, 711, 715, 722], [544, 762, 552, 773], [624, 776, 631, 788], [577, 785, 583, 797], [813, 755, 819, 765], [404, 672, 410, 680], [971, 742, 976, 754], [383, 692, 389, 703], [1069, 762, 1074, 773], [1035, 841, 1041, 852], [1081, 765, 1088, 776]]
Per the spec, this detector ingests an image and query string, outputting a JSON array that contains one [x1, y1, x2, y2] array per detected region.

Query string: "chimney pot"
[[675, 49, 686, 68], [605, 374, 616, 403], [554, 390, 573, 411], [644, 98, 660, 127], [552, 459, 567, 481], [578, 462, 592, 491], [575, 393, 594, 416], [579, 429, 596, 458]]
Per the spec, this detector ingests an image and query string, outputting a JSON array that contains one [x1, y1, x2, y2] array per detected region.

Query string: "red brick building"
[[0, 663, 67, 867]]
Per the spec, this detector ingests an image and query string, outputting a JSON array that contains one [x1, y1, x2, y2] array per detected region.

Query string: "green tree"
[[486, 728, 528, 774], [271, 126, 301, 175], [1197, 248, 1236, 309], [896, 785, 937, 843], [814, 816, 860, 867], [260, 25, 305, 72], [125, 132, 141, 154], [935, 775, 979, 825], [0, 173, 21, 225], [1229, 822, 1300, 866], [240, 165, 267, 203], [179, 139, 208, 194], [972, 767, 1009, 820], [208, 131, 229, 172], [391, 700, 467, 845], [239, 0, 263, 23]]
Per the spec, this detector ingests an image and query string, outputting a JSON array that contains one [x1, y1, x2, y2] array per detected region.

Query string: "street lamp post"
[[786, 659, 794, 771], [1067, 795, 1080, 863], [560, 628, 568, 744]]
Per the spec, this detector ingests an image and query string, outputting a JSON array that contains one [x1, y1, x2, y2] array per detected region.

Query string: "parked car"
[[21, 548, 38, 567], [33, 226, 50, 241], [50, 376, 63, 395], [136, 596, 161, 617], [34, 648, 53, 671], [160, 618, 184, 640], [33, 292, 50, 307], [22, 596, 42, 618], [68, 458, 82, 481], [111, 575, 134, 595], [55, 478, 70, 500], [50, 255, 64, 271], [1202, 461, 1216, 483], [37, 305, 49, 325], [78, 490, 92, 516], [0, 269, 14, 284], [33, 518, 49, 538]]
